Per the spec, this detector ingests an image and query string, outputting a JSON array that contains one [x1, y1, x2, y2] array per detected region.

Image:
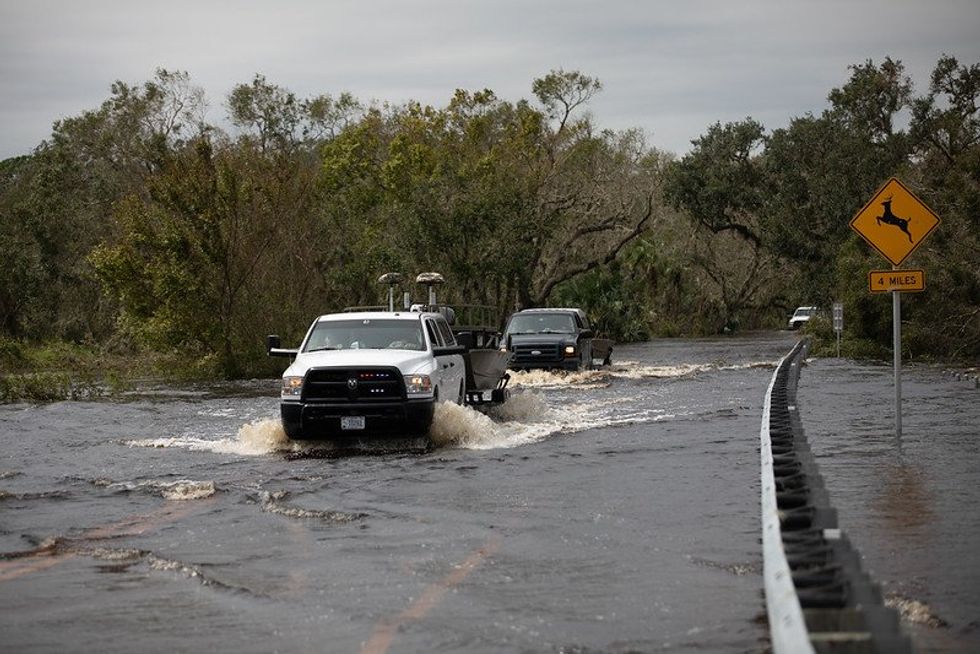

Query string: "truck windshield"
[[506, 313, 576, 334], [304, 319, 425, 351]]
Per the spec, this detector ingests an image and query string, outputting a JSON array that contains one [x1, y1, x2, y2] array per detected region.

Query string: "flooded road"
[[1, 331, 976, 652], [797, 358, 980, 653]]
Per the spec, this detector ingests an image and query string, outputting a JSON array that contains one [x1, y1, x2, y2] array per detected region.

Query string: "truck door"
[[574, 312, 593, 368], [433, 316, 465, 403]]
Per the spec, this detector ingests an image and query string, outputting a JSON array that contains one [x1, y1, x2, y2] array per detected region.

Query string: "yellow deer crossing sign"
[[850, 177, 940, 266]]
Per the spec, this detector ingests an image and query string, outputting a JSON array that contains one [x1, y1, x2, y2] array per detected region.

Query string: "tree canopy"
[[1, 58, 977, 377]]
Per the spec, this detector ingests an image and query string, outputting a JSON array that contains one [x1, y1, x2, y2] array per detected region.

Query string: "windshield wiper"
[[306, 346, 340, 353]]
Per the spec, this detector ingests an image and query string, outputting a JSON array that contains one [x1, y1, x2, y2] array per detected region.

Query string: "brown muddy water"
[[1, 331, 976, 653]]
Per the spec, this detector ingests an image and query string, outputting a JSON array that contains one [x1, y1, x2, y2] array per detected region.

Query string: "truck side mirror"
[[266, 334, 281, 353], [580, 329, 594, 339]]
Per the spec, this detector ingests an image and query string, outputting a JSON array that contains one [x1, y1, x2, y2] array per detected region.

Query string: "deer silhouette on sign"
[[876, 195, 913, 243]]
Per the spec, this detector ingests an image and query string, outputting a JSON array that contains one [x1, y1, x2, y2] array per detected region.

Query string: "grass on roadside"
[[0, 337, 280, 403]]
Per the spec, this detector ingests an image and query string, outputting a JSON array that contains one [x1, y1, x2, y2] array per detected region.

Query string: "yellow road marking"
[[0, 552, 77, 581], [360, 535, 502, 654], [0, 498, 215, 583]]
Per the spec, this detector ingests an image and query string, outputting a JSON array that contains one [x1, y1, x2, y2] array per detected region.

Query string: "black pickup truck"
[[501, 308, 612, 372]]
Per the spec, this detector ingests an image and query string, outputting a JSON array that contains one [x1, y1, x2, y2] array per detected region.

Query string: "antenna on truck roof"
[[377, 272, 404, 312], [415, 272, 445, 307]]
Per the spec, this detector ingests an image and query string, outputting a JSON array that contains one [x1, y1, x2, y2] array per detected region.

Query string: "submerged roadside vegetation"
[[0, 337, 249, 402], [1, 57, 978, 400]]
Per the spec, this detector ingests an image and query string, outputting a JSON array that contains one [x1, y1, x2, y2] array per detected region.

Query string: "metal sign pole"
[[832, 302, 843, 358], [892, 287, 902, 439]]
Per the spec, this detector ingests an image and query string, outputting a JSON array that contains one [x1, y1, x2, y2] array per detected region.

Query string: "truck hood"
[[286, 349, 434, 376]]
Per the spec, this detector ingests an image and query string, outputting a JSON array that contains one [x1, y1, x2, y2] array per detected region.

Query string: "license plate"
[[341, 416, 365, 430]]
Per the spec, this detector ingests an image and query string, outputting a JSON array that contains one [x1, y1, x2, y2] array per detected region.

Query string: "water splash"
[[509, 368, 610, 389], [122, 356, 705, 457], [95, 478, 217, 500], [236, 417, 295, 453], [429, 391, 676, 451], [607, 360, 774, 380], [125, 418, 306, 456], [161, 480, 216, 501], [487, 391, 549, 421], [608, 361, 713, 379], [258, 490, 366, 523], [430, 401, 502, 448], [885, 593, 948, 628]]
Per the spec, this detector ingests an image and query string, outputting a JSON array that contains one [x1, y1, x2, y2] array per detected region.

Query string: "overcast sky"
[[1, 0, 978, 160]]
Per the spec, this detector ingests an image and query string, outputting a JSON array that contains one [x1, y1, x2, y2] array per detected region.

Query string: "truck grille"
[[302, 367, 404, 402], [512, 343, 562, 365]]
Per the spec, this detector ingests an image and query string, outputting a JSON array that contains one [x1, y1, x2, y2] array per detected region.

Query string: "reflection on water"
[[799, 358, 980, 653], [876, 462, 934, 532]]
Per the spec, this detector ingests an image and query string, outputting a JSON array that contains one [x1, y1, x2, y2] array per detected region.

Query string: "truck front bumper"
[[280, 398, 435, 440], [509, 358, 581, 372]]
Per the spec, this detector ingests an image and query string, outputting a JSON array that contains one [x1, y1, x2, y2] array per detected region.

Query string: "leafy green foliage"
[[2, 56, 979, 390]]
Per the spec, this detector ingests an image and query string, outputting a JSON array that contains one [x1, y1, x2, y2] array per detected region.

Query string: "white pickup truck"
[[267, 310, 466, 440]]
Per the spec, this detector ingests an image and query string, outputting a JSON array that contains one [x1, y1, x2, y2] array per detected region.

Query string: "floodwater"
[[797, 357, 980, 653], [1, 331, 976, 653]]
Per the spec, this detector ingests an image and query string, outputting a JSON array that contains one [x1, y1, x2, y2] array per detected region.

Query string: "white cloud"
[[1, 0, 978, 158]]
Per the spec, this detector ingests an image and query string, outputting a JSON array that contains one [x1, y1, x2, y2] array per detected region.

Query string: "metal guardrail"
[[761, 341, 912, 654]]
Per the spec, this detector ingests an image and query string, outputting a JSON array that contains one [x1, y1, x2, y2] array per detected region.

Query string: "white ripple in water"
[[97, 478, 217, 500], [125, 418, 308, 456], [431, 391, 676, 451]]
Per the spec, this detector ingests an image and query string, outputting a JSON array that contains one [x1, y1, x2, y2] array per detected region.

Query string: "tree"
[[761, 114, 898, 305], [228, 74, 363, 154], [532, 69, 602, 135], [905, 55, 980, 358], [0, 69, 207, 342], [662, 119, 780, 328], [828, 57, 913, 144], [0, 156, 44, 335], [228, 74, 304, 153], [758, 60, 915, 313], [90, 138, 292, 376], [524, 127, 659, 307], [314, 74, 660, 321], [664, 119, 767, 246]]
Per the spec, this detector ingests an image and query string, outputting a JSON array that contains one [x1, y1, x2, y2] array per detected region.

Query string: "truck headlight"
[[281, 376, 303, 398], [563, 345, 577, 357], [404, 374, 432, 395]]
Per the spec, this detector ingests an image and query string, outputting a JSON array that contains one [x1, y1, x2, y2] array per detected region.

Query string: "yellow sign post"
[[850, 177, 940, 266], [850, 177, 940, 441], [868, 269, 925, 293]]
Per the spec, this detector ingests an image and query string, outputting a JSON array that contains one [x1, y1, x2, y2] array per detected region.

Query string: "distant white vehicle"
[[788, 306, 819, 330]]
